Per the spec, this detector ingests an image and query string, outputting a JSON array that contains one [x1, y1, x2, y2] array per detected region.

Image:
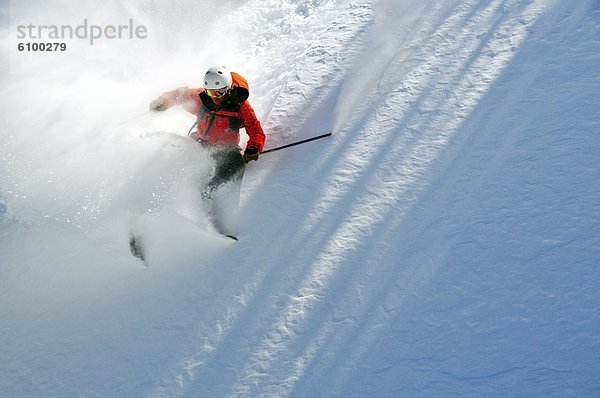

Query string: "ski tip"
[[224, 234, 238, 241], [129, 233, 148, 265]]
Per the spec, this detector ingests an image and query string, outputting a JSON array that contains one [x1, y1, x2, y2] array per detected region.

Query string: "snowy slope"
[[1, 0, 599, 397]]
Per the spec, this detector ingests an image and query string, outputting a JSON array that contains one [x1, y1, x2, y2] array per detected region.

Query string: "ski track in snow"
[[223, 1, 556, 396], [1, 0, 599, 397]]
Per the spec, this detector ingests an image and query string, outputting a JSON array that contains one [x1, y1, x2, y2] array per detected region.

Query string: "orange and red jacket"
[[158, 72, 266, 152]]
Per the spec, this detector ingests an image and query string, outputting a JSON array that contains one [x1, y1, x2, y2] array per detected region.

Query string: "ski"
[[128, 226, 236, 264], [129, 233, 147, 265]]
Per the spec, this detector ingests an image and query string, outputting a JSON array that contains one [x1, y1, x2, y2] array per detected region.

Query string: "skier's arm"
[[150, 87, 202, 115], [150, 87, 187, 111], [240, 102, 266, 153]]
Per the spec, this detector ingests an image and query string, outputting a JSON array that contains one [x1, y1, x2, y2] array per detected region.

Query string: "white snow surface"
[[1, 0, 599, 396]]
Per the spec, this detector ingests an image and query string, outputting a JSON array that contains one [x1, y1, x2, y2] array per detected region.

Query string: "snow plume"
[[0, 0, 245, 251]]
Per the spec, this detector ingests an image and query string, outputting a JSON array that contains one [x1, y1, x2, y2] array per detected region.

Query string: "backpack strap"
[[199, 90, 218, 112], [213, 110, 240, 118], [199, 91, 241, 117], [197, 91, 242, 133]]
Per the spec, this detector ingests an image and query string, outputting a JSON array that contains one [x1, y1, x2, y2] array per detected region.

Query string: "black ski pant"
[[202, 145, 246, 197]]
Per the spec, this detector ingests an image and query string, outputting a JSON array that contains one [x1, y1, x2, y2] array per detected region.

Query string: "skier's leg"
[[202, 147, 246, 237], [203, 147, 245, 198]]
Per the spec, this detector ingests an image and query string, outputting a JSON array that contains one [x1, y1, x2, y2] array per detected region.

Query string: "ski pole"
[[186, 120, 198, 136], [117, 111, 151, 126], [261, 132, 332, 154]]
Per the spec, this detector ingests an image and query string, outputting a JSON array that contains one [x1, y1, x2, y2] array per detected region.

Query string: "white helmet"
[[203, 65, 233, 90]]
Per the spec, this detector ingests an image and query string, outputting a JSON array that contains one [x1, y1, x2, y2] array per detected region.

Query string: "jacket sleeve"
[[158, 87, 202, 115], [240, 102, 266, 152]]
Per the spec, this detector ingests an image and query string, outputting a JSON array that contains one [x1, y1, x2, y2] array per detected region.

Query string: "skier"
[[149, 65, 266, 198]]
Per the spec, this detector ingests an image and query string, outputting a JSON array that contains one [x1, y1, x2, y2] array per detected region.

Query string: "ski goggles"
[[206, 87, 229, 98]]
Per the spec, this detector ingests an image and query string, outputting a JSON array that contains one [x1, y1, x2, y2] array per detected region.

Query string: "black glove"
[[149, 99, 166, 111], [243, 146, 259, 162]]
